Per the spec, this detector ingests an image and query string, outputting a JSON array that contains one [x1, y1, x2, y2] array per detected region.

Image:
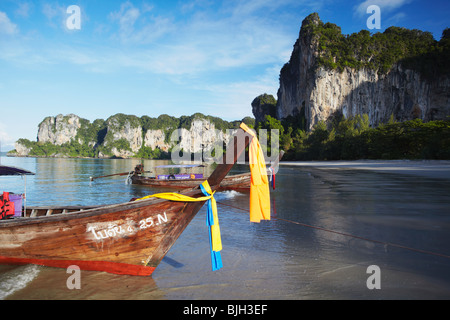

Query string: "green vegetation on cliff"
[[303, 12, 450, 77], [258, 114, 450, 160], [13, 138, 98, 158], [255, 15, 450, 160], [12, 113, 255, 159]]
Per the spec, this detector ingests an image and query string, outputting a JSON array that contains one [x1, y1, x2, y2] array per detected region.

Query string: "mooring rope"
[[215, 200, 450, 260]]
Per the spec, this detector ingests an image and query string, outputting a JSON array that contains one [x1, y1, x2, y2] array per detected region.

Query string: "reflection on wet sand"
[[1, 157, 450, 299]]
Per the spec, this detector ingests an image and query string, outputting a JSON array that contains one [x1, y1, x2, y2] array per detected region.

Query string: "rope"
[[215, 200, 450, 260]]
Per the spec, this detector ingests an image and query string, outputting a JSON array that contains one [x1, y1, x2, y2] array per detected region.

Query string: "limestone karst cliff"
[[37, 114, 82, 145], [13, 113, 252, 159], [274, 13, 450, 130]]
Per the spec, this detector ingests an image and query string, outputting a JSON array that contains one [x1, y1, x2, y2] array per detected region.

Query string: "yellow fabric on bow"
[[240, 122, 271, 223], [136, 191, 212, 203], [136, 180, 223, 268], [199, 179, 222, 252]]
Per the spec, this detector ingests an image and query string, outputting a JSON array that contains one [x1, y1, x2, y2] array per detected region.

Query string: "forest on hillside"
[[10, 113, 254, 159], [302, 12, 450, 78], [257, 113, 450, 160]]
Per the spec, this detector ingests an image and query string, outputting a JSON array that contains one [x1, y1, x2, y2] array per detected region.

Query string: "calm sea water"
[[1, 156, 450, 300]]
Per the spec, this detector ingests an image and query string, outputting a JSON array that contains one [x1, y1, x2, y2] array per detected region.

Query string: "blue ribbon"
[[200, 184, 223, 271]]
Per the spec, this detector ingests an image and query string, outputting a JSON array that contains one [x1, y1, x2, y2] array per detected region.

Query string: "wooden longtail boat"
[[129, 151, 284, 192], [131, 171, 252, 191], [0, 127, 251, 276]]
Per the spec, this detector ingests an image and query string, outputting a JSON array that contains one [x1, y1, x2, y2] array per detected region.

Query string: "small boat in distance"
[[130, 164, 252, 192], [0, 126, 252, 276], [129, 151, 284, 192]]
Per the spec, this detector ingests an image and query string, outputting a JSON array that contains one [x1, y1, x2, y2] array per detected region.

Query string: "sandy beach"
[[2, 156, 450, 299], [280, 160, 450, 180]]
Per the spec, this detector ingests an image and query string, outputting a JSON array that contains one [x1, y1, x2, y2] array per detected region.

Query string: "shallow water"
[[1, 156, 450, 300]]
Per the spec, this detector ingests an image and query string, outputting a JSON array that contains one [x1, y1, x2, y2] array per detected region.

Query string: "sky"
[[0, 0, 448, 151]]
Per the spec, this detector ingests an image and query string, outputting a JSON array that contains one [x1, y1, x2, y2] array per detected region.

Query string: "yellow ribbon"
[[136, 180, 222, 253], [200, 180, 222, 252], [136, 192, 212, 203], [240, 123, 271, 223]]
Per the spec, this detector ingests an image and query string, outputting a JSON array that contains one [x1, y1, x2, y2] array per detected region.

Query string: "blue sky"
[[0, 0, 448, 150]]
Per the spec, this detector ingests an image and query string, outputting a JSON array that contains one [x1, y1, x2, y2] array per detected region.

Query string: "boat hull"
[[0, 191, 206, 276], [131, 172, 251, 191], [0, 127, 253, 276]]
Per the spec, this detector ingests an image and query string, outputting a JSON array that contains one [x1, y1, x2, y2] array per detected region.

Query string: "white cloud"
[[168, 12, 289, 71], [0, 0, 299, 87], [228, 0, 301, 17], [0, 0, 304, 77], [15, 2, 32, 18], [93, 0, 296, 77], [42, 3, 59, 20], [110, 1, 141, 33], [41, 2, 68, 29], [58, 48, 99, 65], [386, 12, 407, 25], [201, 82, 275, 120], [0, 12, 18, 34], [0, 122, 15, 151], [196, 65, 281, 120], [109, 1, 174, 44], [354, 0, 412, 17], [0, 0, 306, 123]]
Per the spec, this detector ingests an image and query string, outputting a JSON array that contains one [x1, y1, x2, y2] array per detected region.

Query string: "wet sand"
[[2, 157, 450, 300], [280, 160, 450, 180]]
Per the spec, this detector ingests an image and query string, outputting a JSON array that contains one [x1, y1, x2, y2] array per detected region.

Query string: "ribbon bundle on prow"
[[135, 123, 271, 271], [240, 123, 271, 223], [136, 180, 223, 271], [200, 181, 223, 271]]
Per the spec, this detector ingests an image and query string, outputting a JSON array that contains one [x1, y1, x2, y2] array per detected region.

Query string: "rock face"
[[252, 94, 277, 124], [144, 129, 168, 152], [177, 118, 232, 154], [14, 142, 31, 157], [276, 13, 450, 130], [103, 114, 143, 158], [37, 114, 81, 145]]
